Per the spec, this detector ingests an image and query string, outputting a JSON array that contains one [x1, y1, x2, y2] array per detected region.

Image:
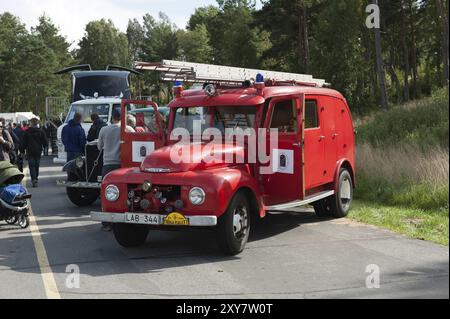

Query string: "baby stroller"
[[0, 161, 31, 228]]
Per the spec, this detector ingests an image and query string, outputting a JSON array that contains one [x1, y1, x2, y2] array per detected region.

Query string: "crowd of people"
[[0, 117, 54, 188]]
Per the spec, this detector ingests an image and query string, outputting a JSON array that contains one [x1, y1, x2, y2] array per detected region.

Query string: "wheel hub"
[[233, 206, 248, 238], [339, 177, 352, 210]]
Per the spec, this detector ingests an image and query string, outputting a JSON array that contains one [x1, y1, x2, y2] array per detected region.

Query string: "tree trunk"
[[298, 2, 304, 73], [408, 0, 419, 98], [302, 5, 310, 74], [400, 0, 410, 101], [436, 0, 449, 85], [374, 0, 389, 110]]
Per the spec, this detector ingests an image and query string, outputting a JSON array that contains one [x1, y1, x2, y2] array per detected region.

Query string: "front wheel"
[[313, 168, 353, 218], [216, 192, 251, 255], [113, 223, 149, 248], [18, 215, 29, 229], [66, 187, 99, 207]]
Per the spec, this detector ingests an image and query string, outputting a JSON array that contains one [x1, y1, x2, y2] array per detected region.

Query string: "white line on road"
[[24, 166, 61, 299]]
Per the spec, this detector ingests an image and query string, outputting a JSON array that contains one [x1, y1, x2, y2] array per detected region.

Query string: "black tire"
[[313, 168, 353, 218], [18, 215, 29, 229], [66, 173, 99, 207], [113, 223, 149, 248], [216, 191, 251, 255]]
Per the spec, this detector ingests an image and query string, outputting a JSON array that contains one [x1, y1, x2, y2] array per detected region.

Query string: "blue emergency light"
[[256, 73, 264, 83]]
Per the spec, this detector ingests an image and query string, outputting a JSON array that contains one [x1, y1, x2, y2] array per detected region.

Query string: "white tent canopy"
[[0, 112, 41, 124]]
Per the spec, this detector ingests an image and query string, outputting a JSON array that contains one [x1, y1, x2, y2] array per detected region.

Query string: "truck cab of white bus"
[[52, 65, 140, 164], [54, 97, 122, 164]]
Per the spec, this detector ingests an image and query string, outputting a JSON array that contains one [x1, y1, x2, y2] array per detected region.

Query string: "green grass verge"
[[348, 200, 449, 246]]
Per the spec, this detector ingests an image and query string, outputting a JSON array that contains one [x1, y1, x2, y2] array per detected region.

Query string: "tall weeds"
[[355, 143, 449, 210], [354, 87, 449, 210]]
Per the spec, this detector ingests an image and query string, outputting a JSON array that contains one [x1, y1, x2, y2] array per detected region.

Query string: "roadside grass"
[[351, 87, 449, 245], [355, 143, 449, 210], [348, 200, 449, 246]]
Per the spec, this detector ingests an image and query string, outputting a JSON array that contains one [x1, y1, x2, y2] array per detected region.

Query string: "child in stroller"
[[0, 161, 31, 228]]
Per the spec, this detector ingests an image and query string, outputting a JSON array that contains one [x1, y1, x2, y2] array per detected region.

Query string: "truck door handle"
[[332, 133, 339, 139], [292, 142, 302, 147], [319, 136, 325, 141]]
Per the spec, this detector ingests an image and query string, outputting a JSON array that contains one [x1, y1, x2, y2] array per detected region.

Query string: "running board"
[[265, 190, 334, 211]]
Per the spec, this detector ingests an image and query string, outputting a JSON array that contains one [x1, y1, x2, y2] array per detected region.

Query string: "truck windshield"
[[66, 104, 110, 123], [174, 106, 257, 135]]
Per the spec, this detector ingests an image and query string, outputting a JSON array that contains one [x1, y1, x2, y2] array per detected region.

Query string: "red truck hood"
[[140, 142, 246, 173]]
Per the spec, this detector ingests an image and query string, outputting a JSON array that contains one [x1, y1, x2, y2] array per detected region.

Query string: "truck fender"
[[223, 181, 264, 219], [62, 159, 85, 180], [333, 159, 355, 192]]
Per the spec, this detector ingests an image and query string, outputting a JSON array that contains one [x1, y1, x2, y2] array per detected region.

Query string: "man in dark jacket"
[[87, 113, 107, 142], [20, 118, 48, 187], [62, 113, 86, 162]]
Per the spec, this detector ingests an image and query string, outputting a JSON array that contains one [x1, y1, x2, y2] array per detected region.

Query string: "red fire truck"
[[91, 60, 355, 255]]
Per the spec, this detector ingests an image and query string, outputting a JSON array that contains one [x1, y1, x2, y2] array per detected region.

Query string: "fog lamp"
[[140, 199, 151, 210], [174, 200, 184, 210], [142, 180, 152, 192]]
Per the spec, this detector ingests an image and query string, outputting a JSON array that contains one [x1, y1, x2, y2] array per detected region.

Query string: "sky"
[[0, 0, 259, 49]]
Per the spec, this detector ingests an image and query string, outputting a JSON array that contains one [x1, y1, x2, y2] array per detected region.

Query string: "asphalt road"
[[0, 156, 448, 299]]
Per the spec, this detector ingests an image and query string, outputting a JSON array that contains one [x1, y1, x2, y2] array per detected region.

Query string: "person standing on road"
[[0, 121, 14, 163], [42, 121, 52, 156], [87, 113, 107, 142], [62, 112, 86, 162], [97, 109, 123, 231], [20, 118, 48, 187]]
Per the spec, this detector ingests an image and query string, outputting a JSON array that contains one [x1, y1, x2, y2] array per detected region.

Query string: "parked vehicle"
[[59, 105, 169, 207], [53, 64, 169, 207], [91, 60, 355, 255], [53, 65, 139, 164], [0, 161, 31, 229]]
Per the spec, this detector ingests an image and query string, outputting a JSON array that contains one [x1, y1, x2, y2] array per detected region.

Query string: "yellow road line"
[[24, 167, 61, 299]]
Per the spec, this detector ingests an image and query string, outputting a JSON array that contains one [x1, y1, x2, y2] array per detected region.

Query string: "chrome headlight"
[[75, 157, 85, 169], [105, 185, 120, 202], [189, 187, 206, 205]]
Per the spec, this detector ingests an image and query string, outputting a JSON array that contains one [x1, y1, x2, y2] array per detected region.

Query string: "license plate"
[[163, 212, 190, 226], [125, 213, 162, 225]]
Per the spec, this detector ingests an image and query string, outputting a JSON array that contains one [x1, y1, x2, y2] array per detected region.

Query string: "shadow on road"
[[0, 205, 330, 277]]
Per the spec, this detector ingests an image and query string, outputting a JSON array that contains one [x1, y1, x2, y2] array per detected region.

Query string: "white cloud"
[[0, 0, 219, 48]]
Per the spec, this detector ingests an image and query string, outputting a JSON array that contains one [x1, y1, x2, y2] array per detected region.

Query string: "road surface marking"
[[24, 167, 61, 299]]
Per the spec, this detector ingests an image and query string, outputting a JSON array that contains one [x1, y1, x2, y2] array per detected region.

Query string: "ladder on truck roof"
[[134, 60, 328, 87]]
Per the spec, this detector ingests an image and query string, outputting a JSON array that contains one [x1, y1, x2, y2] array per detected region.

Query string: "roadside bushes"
[[354, 87, 449, 210], [356, 87, 449, 148]]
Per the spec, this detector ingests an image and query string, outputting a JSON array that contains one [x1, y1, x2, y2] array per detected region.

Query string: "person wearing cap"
[[87, 113, 107, 142], [20, 118, 48, 187]]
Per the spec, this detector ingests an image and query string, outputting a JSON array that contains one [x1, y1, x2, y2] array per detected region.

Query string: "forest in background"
[[0, 0, 448, 118]]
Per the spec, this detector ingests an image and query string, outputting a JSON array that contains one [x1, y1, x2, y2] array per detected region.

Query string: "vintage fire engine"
[[91, 60, 355, 255]]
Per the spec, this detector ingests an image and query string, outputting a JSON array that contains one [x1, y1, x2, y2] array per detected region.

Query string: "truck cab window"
[[269, 99, 297, 133], [305, 100, 319, 129]]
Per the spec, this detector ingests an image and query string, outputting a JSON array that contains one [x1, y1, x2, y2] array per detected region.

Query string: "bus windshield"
[[66, 104, 110, 123]]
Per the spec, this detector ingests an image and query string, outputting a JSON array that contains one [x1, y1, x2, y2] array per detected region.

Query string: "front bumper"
[[90, 211, 217, 226], [56, 180, 101, 189]]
